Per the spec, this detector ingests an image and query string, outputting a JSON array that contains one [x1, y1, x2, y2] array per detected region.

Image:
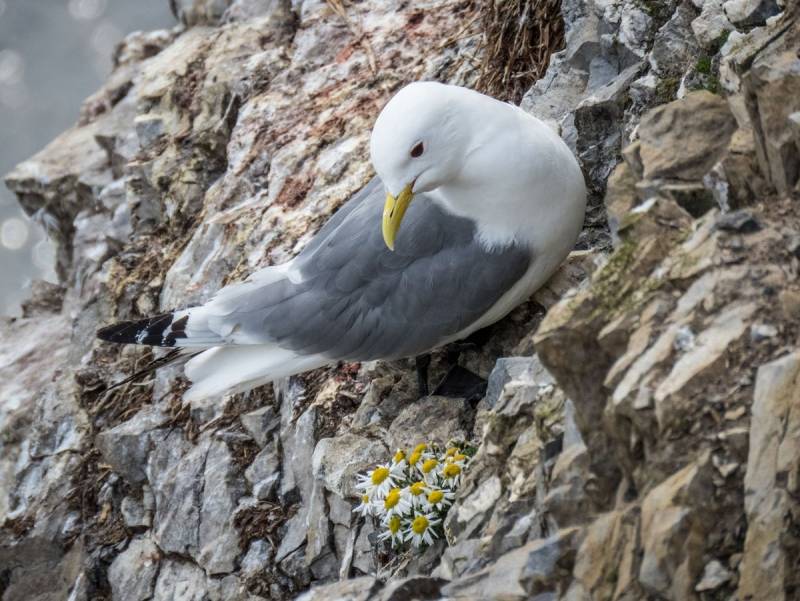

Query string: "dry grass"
[[235, 500, 297, 551], [475, 0, 565, 103]]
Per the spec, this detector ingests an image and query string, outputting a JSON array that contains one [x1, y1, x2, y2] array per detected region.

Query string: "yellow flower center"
[[428, 490, 444, 504], [445, 447, 457, 457], [361, 494, 369, 503], [388, 515, 401, 534], [454, 453, 467, 462], [371, 466, 390, 485], [384, 488, 401, 509], [410, 481, 426, 496], [443, 464, 461, 478], [408, 451, 422, 466], [422, 458, 438, 474], [413, 443, 428, 453], [393, 449, 406, 463], [411, 515, 429, 534]]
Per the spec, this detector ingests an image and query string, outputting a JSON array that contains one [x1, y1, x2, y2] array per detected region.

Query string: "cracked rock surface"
[[2, 0, 800, 600]]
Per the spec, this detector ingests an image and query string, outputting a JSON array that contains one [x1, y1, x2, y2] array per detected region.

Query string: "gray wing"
[[210, 176, 531, 361]]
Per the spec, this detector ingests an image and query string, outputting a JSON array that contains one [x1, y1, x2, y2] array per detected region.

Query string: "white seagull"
[[98, 82, 587, 401]]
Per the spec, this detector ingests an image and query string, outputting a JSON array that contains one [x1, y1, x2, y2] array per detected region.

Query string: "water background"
[[0, 0, 174, 315]]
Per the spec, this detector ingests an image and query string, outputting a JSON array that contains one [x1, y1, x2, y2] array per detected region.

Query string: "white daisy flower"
[[423, 488, 455, 512], [406, 443, 434, 474], [391, 449, 407, 470], [406, 480, 429, 508], [378, 515, 404, 548], [420, 457, 440, 484], [376, 487, 412, 519], [352, 493, 374, 517], [445, 452, 468, 468], [355, 461, 405, 500], [405, 512, 440, 548], [441, 462, 462, 487]]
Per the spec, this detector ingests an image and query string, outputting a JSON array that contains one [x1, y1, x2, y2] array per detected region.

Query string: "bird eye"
[[410, 142, 424, 158]]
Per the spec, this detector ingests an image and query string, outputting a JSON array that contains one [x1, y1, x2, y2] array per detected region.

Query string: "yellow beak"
[[382, 183, 415, 251]]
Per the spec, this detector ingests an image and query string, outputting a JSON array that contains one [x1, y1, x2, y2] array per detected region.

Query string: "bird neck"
[[431, 106, 585, 257]]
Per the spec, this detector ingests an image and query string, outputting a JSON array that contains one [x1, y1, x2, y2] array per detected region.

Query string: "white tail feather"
[[183, 344, 329, 401]]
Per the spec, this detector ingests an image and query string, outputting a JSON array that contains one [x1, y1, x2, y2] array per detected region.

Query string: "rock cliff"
[[1, 0, 799, 600]]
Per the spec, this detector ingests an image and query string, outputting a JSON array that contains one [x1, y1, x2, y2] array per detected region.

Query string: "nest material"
[[476, 0, 565, 104]]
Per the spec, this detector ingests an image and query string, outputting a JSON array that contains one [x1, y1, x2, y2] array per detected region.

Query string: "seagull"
[[98, 82, 587, 401]]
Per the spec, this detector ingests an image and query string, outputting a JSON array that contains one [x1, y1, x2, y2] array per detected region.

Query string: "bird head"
[[370, 82, 471, 250]]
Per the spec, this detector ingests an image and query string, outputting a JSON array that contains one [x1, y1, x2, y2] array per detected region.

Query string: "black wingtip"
[[96, 321, 140, 343], [97, 313, 176, 346]]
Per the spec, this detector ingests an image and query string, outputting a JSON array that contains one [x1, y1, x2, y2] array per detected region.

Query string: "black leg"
[[433, 340, 487, 401], [415, 354, 431, 398]]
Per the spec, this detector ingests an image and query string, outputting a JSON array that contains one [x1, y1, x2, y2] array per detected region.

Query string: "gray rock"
[[723, 0, 781, 27], [750, 322, 778, 341], [379, 576, 445, 601], [96, 407, 170, 485], [351, 367, 418, 428], [432, 539, 483, 580], [152, 559, 208, 601], [735, 21, 800, 197], [148, 432, 203, 557], [305, 478, 332, 573], [562, 399, 585, 450], [445, 475, 503, 543], [171, 0, 231, 26], [442, 529, 580, 600], [240, 405, 280, 447], [692, 0, 733, 48], [352, 521, 377, 575], [120, 493, 151, 529], [312, 432, 388, 498], [294, 576, 379, 601], [222, 0, 294, 24], [638, 456, 712, 599], [544, 444, 594, 528], [715, 209, 762, 233], [739, 352, 800, 599], [240, 539, 272, 578], [197, 439, 247, 574], [387, 396, 469, 450], [137, 433, 245, 575], [404, 540, 446, 576], [695, 559, 732, 591], [134, 114, 166, 148], [649, 4, 701, 78], [278, 546, 311, 587], [275, 510, 308, 563], [0, 539, 86, 601], [335, 524, 357, 580], [574, 62, 643, 202], [108, 537, 160, 601], [327, 493, 354, 527], [279, 404, 317, 503], [637, 91, 737, 182], [245, 439, 280, 500], [308, 546, 338, 581], [485, 357, 542, 408], [206, 574, 251, 600]]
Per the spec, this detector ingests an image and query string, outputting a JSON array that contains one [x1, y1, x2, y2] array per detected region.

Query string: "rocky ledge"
[[1, 0, 799, 600]]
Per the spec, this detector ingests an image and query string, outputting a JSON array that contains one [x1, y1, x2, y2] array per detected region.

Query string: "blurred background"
[[0, 0, 174, 316]]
